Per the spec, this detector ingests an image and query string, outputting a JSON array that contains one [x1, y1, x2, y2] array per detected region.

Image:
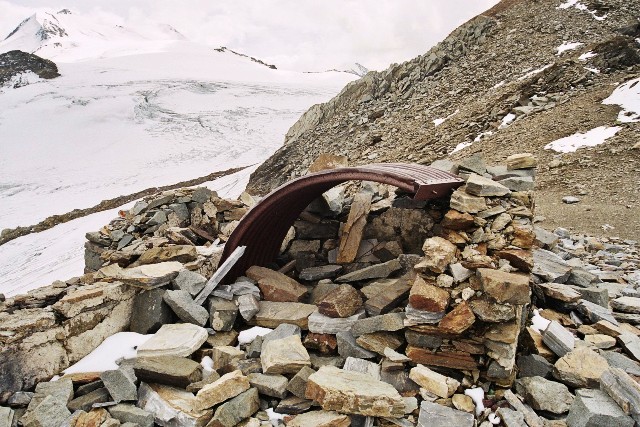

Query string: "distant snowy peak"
[[346, 63, 370, 77], [0, 9, 187, 61]]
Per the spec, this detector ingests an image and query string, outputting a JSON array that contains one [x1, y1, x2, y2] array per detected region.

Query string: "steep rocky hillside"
[[0, 50, 59, 86], [248, 0, 640, 239]]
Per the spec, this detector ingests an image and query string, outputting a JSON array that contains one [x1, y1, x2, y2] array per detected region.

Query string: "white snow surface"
[[556, 41, 583, 55], [464, 387, 485, 416], [579, 51, 597, 60], [0, 9, 356, 296], [530, 309, 551, 333], [238, 326, 273, 345], [544, 126, 621, 153], [603, 77, 640, 123], [64, 331, 152, 374]]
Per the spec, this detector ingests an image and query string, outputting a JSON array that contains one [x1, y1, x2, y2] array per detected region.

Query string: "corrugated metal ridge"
[[219, 163, 463, 283]]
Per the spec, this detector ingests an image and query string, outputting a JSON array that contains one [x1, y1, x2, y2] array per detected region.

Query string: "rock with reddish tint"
[[477, 268, 530, 304], [415, 237, 457, 274], [318, 284, 363, 318], [409, 275, 450, 312], [303, 333, 338, 354], [438, 301, 476, 334], [495, 249, 534, 272], [305, 366, 406, 418], [336, 192, 372, 264], [441, 210, 475, 230], [246, 266, 308, 302]]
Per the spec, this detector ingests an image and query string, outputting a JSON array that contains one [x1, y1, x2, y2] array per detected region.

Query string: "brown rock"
[[415, 237, 457, 274], [409, 364, 459, 398], [409, 275, 450, 312], [537, 283, 581, 303], [250, 301, 317, 330], [246, 266, 307, 302], [195, 370, 250, 410], [441, 210, 475, 230], [406, 346, 478, 370], [511, 224, 535, 249], [553, 347, 610, 388], [355, 332, 403, 355], [286, 410, 350, 427], [363, 275, 413, 316], [136, 245, 197, 266], [305, 366, 406, 418], [495, 249, 534, 272], [507, 153, 537, 170], [308, 154, 348, 173], [303, 333, 338, 354], [261, 335, 311, 374], [438, 301, 476, 334], [477, 268, 530, 304], [318, 284, 363, 318], [469, 298, 516, 323], [336, 192, 372, 264]]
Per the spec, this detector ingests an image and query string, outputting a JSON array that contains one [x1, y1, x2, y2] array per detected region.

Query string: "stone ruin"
[[2, 153, 640, 427]]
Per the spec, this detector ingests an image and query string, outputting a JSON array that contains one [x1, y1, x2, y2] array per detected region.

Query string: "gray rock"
[[130, 288, 176, 334], [465, 173, 511, 197], [612, 297, 640, 314], [7, 391, 33, 407], [237, 294, 260, 322], [498, 176, 535, 192], [163, 289, 209, 326], [26, 379, 73, 412], [131, 200, 149, 215], [533, 249, 572, 283], [173, 270, 207, 296], [351, 312, 405, 336], [562, 196, 581, 204], [247, 373, 288, 398], [566, 388, 634, 427], [337, 331, 376, 359], [308, 309, 367, 334], [67, 387, 111, 412], [299, 265, 343, 281], [208, 388, 259, 427], [496, 407, 526, 427], [191, 187, 213, 204], [147, 210, 167, 226], [570, 285, 609, 307], [430, 159, 457, 174], [619, 333, 640, 361], [600, 351, 640, 376], [450, 188, 487, 213], [336, 259, 402, 282], [101, 367, 138, 403], [542, 321, 575, 357], [108, 404, 154, 427], [134, 356, 203, 388], [577, 299, 618, 325], [209, 297, 238, 332], [457, 153, 486, 175], [534, 226, 558, 249], [417, 401, 474, 427], [568, 268, 600, 288], [21, 395, 72, 427], [515, 376, 574, 414], [517, 354, 553, 378], [449, 263, 473, 283], [0, 408, 14, 427], [261, 323, 301, 348], [286, 366, 316, 399], [600, 368, 640, 424]]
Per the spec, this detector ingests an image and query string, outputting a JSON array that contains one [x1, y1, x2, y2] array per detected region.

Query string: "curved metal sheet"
[[219, 163, 463, 283]]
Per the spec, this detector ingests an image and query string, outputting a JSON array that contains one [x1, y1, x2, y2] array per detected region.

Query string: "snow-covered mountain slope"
[[0, 9, 357, 295]]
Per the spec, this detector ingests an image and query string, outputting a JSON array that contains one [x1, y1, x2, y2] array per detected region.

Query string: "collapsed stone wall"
[[0, 187, 251, 403]]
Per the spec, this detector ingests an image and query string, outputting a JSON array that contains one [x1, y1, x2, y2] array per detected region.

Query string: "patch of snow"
[[64, 332, 151, 374], [544, 126, 621, 153], [557, 0, 607, 20], [584, 67, 600, 74], [266, 408, 285, 422], [464, 387, 485, 416], [557, 0, 579, 8], [492, 80, 506, 89], [579, 51, 597, 61], [530, 309, 551, 333], [556, 42, 583, 55], [499, 113, 516, 129], [602, 77, 640, 123], [488, 413, 501, 425], [238, 326, 273, 345], [201, 356, 215, 377], [474, 131, 494, 142], [518, 64, 552, 81], [451, 141, 473, 154], [433, 109, 459, 127]]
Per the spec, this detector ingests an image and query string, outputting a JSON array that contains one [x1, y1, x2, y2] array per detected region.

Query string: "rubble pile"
[[1, 154, 640, 427]]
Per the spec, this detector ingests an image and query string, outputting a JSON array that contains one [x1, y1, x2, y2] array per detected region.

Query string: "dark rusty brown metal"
[[219, 163, 463, 283]]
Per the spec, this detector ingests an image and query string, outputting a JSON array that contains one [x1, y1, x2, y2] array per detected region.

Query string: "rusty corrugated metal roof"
[[219, 163, 463, 283]]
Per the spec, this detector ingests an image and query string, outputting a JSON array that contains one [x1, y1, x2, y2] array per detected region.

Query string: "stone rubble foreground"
[[1, 153, 639, 427]]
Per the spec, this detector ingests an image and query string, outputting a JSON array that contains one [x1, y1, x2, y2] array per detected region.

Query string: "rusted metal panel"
[[219, 163, 463, 283]]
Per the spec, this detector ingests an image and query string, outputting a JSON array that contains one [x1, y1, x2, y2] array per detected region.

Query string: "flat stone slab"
[[336, 259, 401, 282], [532, 249, 571, 283], [286, 410, 350, 427], [306, 366, 405, 418], [137, 323, 208, 358], [246, 266, 307, 302], [566, 388, 634, 427], [134, 356, 203, 388], [163, 290, 209, 326], [417, 401, 474, 427], [99, 262, 183, 289], [308, 309, 367, 334], [250, 301, 317, 330]]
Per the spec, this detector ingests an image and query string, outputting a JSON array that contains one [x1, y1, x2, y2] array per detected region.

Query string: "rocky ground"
[[247, 0, 640, 239], [2, 153, 640, 427], [0, 50, 59, 87]]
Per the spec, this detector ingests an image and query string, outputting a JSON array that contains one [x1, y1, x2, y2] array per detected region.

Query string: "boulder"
[[246, 266, 307, 302]]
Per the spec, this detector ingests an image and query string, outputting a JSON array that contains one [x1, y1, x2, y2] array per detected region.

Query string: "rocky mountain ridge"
[[0, 50, 59, 87], [247, 0, 640, 239]]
